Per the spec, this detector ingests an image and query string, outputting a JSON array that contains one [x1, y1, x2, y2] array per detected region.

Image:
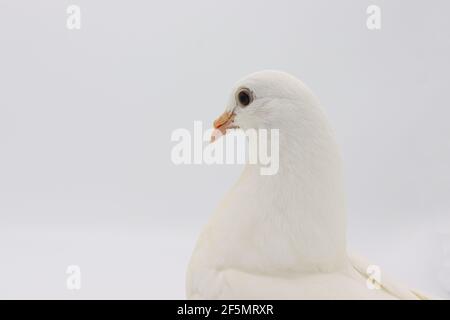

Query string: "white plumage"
[[186, 70, 428, 299]]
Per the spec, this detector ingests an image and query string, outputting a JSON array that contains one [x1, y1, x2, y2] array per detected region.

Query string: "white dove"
[[186, 70, 428, 300]]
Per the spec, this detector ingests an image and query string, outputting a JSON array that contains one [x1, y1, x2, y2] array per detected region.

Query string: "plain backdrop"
[[0, 0, 449, 298]]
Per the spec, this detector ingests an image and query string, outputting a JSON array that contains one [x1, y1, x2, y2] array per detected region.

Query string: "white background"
[[0, 0, 449, 298]]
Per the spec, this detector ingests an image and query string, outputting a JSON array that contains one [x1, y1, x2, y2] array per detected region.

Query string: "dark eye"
[[237, 88, 253, 107]]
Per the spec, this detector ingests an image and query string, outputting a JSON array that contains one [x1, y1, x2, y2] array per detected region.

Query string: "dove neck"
[[235, 123, 348, 272]]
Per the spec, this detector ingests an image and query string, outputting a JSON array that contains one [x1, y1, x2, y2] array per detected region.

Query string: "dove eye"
[[236, 88, 253, 107]]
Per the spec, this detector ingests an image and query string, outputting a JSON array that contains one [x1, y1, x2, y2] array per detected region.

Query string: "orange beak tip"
[[211, 111, 234, 143]]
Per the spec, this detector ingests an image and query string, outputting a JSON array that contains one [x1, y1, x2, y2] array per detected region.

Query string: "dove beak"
[[211, 111, 237, 143]]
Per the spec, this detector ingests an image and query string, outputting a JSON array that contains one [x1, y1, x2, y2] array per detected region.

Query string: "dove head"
[[211, 70, 343, 182], [212, 70, 325, 142]]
